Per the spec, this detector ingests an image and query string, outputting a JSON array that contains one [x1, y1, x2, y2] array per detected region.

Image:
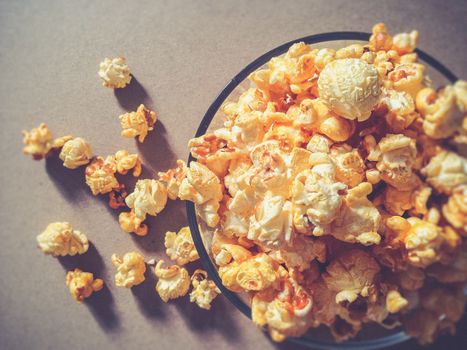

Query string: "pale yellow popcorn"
[[111, 251, 146, 288], [392, 30, 419, 55], [323, 249, 380, 304], [331, 182, 381, 245], [384, 185, 431, 216], [292, 165, 347, 236], [442, 185, 467, 234], [231, 111, 265, 150], [421, 151, 467, 195], [158, 160, 187, 200], [59, 137, 92, 169], [66, 268, 104, 303], [374, 134, 418, 190], [22, 123, 72, 160], [98, 57, 131, 88], [335, 44, 364, 59], [386, 290, 409, 313], [331, 145, 365, 188], [306, 134, 333, 153], [125, 179, 168, 220], [37, 222, 89, 257], [369, 23, 393, 52], [114, 150, 142, 177], [382, 89, 417, 132], [373, 50, 399, 78], [189, 269, 221, 310], [388, 63, 425, 99], [310, 48, 336, 71], [179, 162, 223, 205], [85, 156, 119, 195], [119, 104, 157, 142], [154, 260, 190, 302], [196, 199, 221, 227], [270, 236, 326, 271], [318, 58, 381, 121], [118, 210, 148, 236], [164, 226, 199, 266]]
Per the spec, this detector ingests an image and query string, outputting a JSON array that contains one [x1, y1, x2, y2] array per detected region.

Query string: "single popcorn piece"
[[125, 179, 168, 220], [442, 185, 467, 233], [118, 210, 148, 236], [388, 63, 425, 99], [154, 260, 190, 302], [323, 249, 380, 304], [65, 268, 104, 303], [369, 23, 393, 52], [114, 150, 142, 176], [22, 123, 72, 160], [386, 290, 409, 313], [59, 137, 93, 169], [158, 160, 187, 200], [85, 156, 119, 195], [111, 251, 146, 288], [189, 269, 221, 310], [98, 57, 131, 88], [119, 104, 157, 142], [37, 222, 89, 257], [392, 30, 419, 55], [318, 58, 381, 121], [331, 146, 365, 188], [421, 151, 467, 195], [164, 226, 199, 265]]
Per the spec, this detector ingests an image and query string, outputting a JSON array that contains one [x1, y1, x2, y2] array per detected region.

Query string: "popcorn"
[[118, 210, 148, 236], [65, 268, 104, 302], [37, 222, 89, 257], [22, 123, 72, 160], [98, 57, 131, 88], [189, 269, 220, 310], [442, 185, 467, 234], [427, 244, 467, 283], [119, 104, 157, 142], [331, 146, 365, 188], [157, 160, 187, 200], [388, 63, 425, 99], [111, 251, 146, 288], [392, 30, 419, 55], [85, 156, 119, 195], [59, 137, 92, 169], [369, 23, 393, 52], [164, 226, 199, 266], [179, 162, 223, 205], [323, 249, 380, 304], [125, 179, 168, 220], [318, 58, 381, 121], [114, 150, 142, 176], [386, 290, 408, 313], [154, 260, 190, 302]]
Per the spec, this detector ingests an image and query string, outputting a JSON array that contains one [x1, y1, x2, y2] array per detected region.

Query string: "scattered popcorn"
[[98, 57, 131, 88], [22, 123, 72, 160], [189, 269, 220, 310], [158, 160, 187, 200], [85, 156, 119, 195], [59, 137, 93, 169], [164, 226, 199, 265], [37, 222, 89, 257], [119, 104, 157, 142], [125, 179, 168, 220], [65, 268, 104, 303], [118, 210, 148, 236], [111, 251, 146, 288], [114, 150, 142, 176], [154, 260, 190, 302]]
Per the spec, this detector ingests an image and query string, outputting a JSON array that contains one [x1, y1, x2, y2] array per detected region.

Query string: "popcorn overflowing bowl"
[[186, 29, 465, 349]]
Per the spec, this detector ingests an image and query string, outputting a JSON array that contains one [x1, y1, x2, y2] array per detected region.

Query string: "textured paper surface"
[[0, 0, 466, 349]]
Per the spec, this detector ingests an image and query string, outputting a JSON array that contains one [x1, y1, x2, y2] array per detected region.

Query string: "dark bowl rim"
[[186, 31, 458, 350]]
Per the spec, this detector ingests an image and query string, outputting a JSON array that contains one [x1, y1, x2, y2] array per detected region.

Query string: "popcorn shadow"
[[114, 76, 152, 112], [173, 294, 242, 344], [57, 243, 120, 331], [131, 266, 167, 321], [45, 154, 87, 202]]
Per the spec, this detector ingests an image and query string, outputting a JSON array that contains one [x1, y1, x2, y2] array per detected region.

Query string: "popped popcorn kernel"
[[119, 104, 157, 142], [114, 150, 142, 176], [22, 123, 72, 160], [98, 57, 131, 88], [118, 210, 148, 236], [164, 226, 199, 266], [85, 156, 119, 195], [154, 260, 190, 302], [37, 222, 89, 257], [189, 269, 220, 310], [369, 23, 393, 52], [66, 268, 104, 303], [442, 185, 467, 234], [125, 179, 168, 220], [392, 30, 419, 55], [388, 63, 425, 99], [158, 160, 187, 200], [59, 137, 93, 169], [386, 290, 408, 313], [111, 251, 146, 288]]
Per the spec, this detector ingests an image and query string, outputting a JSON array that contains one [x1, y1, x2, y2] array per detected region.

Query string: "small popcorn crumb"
[[59, 137, 93, 169], [98, 57, 132, 89], [119, 104, 157, 142], [189, 269, 220, 310], [111, 251, 146, 288], [154, 260, 190, 302], [37, 222, 89, 257], [66, 268, 104, 303]]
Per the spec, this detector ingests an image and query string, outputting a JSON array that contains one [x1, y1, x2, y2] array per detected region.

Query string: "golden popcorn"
[[392, 30, 419, 55], [164, 226, 199, 266], [318, 58, 381, 121], [189, 269, 220, 310], [125, 179, 168, 220], [59, 137, 92, 169], [119, 104, 157, 142], [22, 123, 72, 160], [331, 146, 365, 188], [65, 268, 104, 303], [111, 251, 146, 288], [157, 160, 187, 200], [154, 260, 190, 302], [37, 222, 89, 257], [114, 150, 142, 176], [388, 63, 425, 99], [386, 290, 408, 313], [118, 210, 148, 236], [85, 156, 119, 195], [179, 161, 223, 206], [442, 185, 467, 234], [369, 23, 393, 52], [98, 57, 131, 88]]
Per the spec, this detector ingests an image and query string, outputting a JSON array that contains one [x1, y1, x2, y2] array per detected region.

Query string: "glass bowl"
[[186, 32, 458, 349]]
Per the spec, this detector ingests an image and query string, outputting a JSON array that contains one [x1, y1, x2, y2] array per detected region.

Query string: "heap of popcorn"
[[23, 23, 466, 345]]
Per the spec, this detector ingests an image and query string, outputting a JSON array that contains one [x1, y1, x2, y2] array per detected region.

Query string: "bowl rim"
[[186, 31, 458, 349]]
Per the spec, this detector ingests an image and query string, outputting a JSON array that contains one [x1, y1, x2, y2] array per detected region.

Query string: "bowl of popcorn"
[[185, 24, 467, 349]]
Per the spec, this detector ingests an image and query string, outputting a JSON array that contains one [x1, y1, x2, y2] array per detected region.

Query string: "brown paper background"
[[1, 0, 466, 349]]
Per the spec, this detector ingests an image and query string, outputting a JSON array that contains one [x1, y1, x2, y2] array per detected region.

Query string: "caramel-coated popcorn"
[[189, 269, 220, 310], [118, 210, 148, 236], [164, 226, 199, 266], [66, 268, 104, 302], [119, 104, 157, 142], [111, 251, 146, 288], [154, 260, 190, 302], [59, 137, 93, 169], [98, 57, 131, 88], [37, 222, 89, 257]]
